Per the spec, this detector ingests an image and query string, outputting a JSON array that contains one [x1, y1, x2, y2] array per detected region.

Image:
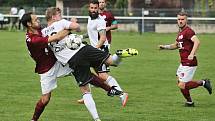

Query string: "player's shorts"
[[176, 64, 197, 82], [97, 44, 110, 73], [68, 45, 110, 86], [39, 61, 73, 94]]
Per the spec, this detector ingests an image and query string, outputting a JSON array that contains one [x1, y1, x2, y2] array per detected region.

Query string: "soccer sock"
[[90, 75, 111, 92], [83, 92, 99, 120], [185, 81, 203, 90], [32, 99, 46, 121], [180, 89, 192, 102], [112, 54, 122, 66], [106, 76, 122, 91]]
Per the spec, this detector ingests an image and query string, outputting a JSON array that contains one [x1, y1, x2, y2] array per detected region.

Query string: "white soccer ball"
[[65, 34, 82, 50]]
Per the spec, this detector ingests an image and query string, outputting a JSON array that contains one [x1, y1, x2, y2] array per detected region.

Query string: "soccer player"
[[85, 0, 128, 107], [159, 11, 212, 107], [98, 0, 118, 44], [21, 12, 74, 121], [42, 7, 137, 121]]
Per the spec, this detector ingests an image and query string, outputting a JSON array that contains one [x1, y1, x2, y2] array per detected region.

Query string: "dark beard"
[[89, 11, 99, 19]]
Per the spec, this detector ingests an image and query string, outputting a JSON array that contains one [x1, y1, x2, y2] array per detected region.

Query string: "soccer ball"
[[65, 34, 82, 50]]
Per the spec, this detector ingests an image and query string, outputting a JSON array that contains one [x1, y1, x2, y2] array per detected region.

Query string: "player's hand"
[[158, 45, 165, 50], [106, 27, 111, 31], [188, 54, 194, 60], [71, 17, 78, 23]]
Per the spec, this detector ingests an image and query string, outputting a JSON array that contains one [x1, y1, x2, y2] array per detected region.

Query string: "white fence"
[[2, 14, 215, 33]]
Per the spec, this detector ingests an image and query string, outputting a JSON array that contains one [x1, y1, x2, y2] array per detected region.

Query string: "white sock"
[[83, 92, 99, 120], [112, 54, 121, 66], [202, 80, 205, 86], [106, 76, 122, 91]]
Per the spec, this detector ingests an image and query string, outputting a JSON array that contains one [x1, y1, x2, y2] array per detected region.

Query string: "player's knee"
[[105, 56, 112, 65], [98, 73, 109, 81], [177, 82, 185, 89], [80, 85, 91, 94], [41, 94, 51, 105]]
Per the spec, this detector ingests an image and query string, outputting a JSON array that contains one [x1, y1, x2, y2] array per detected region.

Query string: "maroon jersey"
[[100, 10, 116, 43], [176, 26, 197, 66], [26, 29, 56, 74]]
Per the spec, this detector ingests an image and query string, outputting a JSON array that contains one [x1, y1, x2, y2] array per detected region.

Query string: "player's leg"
[[31, 93, 51, 121], [31, 76, 57, 120], [70, 62, 101, 121], [105, 49, 138, 67], [94, 60, 128, 107], [177, 80, 194, 107], [98, 72, 128, 107], [31, 62, 60, 120], [178, 65, 212, 93], [177, 64, 193, 106], [79, 85, 100, 120], [77, 74, 124, 104], [177, 65, 202, 106], [85, 45, 130, 106]]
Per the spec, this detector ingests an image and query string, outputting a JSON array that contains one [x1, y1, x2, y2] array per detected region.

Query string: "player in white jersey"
[[86, 0, 128, 107], [42, 18, 85, 65], [42, 7, 138, 121]]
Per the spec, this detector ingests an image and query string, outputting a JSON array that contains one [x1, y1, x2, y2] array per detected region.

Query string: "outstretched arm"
[[159, 41, 178, 50], [106, 20, 118, 31], [70, 17, 81, 32]]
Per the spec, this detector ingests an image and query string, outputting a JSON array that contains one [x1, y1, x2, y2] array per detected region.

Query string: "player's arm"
[[159, 41, 178, 50], [106, 20, 118, 31], [48, 29, 70, 42], [188, 35, 200, 60], [69, 21, 81, 32], [96, 29, 106, 48]]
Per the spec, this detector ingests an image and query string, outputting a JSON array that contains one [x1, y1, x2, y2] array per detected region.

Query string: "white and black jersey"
[[87, 15, 110, 73], [87, 15, 109, 48], [41, 19, 110, 86], [41, 19, 85, 65]]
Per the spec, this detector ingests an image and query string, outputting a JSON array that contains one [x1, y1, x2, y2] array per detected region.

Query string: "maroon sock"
[[90, 75, 111, 92], [32, 99, 46, 121], [185, 81, 203, 90], [180, 89, 192, 102]]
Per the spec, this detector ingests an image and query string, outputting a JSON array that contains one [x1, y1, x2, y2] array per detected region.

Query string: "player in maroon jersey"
[[98, 0, 118, 44], [159, 11, 212, 107], [21, 12, 78, 121]]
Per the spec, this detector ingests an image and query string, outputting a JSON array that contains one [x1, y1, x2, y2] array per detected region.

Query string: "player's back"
[[41, 19, 84, 65]]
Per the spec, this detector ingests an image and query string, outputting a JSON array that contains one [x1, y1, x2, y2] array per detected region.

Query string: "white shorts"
[[39, 61, 73, 94], [176, 64, 197, 82]]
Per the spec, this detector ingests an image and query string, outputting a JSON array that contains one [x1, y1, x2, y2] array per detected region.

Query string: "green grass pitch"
[[0, 31, 214, 121]]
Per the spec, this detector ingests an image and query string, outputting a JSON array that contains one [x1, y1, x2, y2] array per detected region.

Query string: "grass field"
[[0, 31, 214, 121]]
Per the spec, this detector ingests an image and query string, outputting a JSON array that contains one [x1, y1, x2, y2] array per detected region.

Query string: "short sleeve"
[[186, 28, 195, 40], [60, 19, 72, 29], [96, 17, 106, 31]]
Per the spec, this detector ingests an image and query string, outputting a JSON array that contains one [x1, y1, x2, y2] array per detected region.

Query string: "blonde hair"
[[45, 7, 61, 21]]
